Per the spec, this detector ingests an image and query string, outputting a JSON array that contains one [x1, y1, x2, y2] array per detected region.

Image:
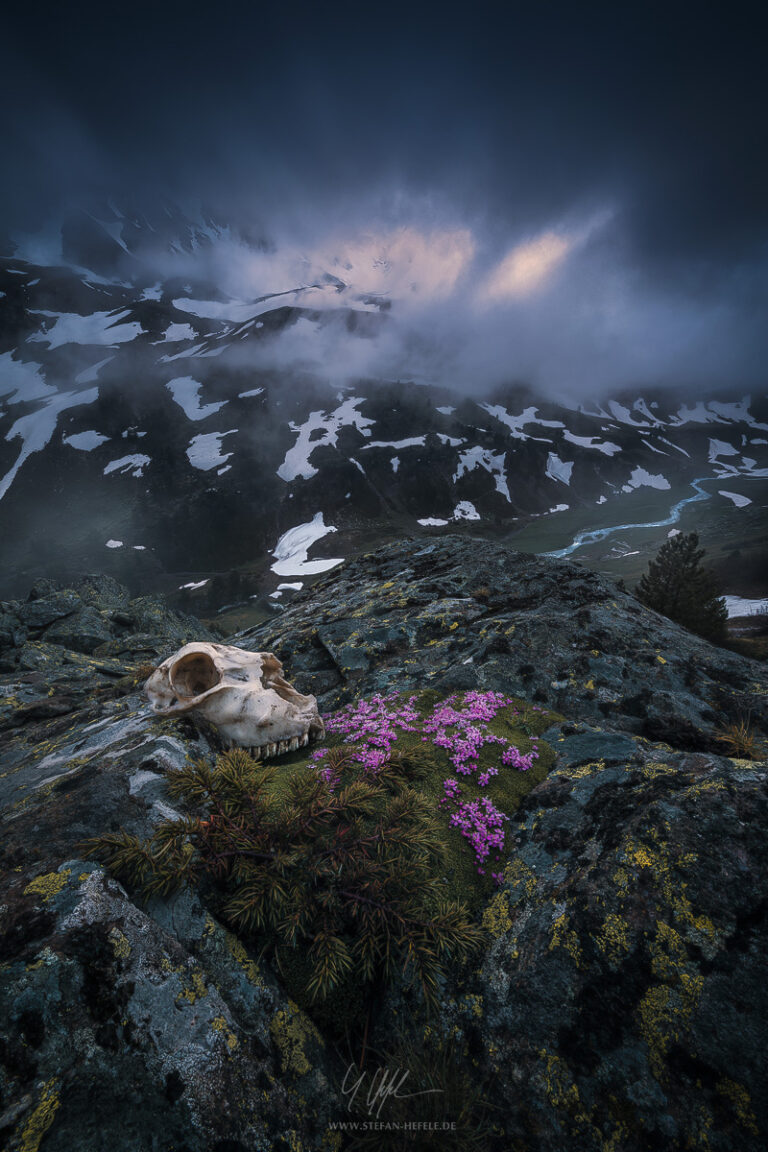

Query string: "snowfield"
[[271, 513, 343, 577]]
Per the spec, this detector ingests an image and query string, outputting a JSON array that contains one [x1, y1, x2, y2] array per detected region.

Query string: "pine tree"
[[84, 747, 485, 1013], [636, 531, 728, 641]]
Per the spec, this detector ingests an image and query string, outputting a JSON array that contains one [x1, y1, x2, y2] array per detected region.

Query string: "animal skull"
[[144, 642, 324, 757]]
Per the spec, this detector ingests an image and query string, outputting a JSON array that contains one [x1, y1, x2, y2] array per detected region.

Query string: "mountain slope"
[[1, 221, 767, 603]]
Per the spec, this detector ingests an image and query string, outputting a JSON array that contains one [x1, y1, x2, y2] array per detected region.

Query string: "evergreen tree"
[[636, 531, 728, 641]]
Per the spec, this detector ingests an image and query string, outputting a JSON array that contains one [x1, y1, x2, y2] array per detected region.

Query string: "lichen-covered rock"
[[376, 739, 768, 1151], [0, 575, 215, 670], [0, 576, 342, 1151], [0, 691, 340, 1151], [234, 535, 767, 751], [1, 542, 767, 1151]]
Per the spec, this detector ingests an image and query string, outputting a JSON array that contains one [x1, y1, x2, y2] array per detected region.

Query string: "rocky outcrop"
[[374, 726, 768, 1150], [1, 545, 767, 1151], [0, 577, 339, 1152], [235, 535, 767, 750]]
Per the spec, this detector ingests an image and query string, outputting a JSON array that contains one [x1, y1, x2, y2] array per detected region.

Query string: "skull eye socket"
[[170, 652, 221, 699]]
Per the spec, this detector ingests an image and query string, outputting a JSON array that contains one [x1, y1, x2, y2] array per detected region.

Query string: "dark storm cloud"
[[3, 0, 767, 392]]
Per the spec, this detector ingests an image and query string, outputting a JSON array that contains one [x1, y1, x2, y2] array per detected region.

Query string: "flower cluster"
[[311, 693, 420, 782], [312, 691, 542, 881], [448, 796, 510, 873], [423, 691, 539, 778]]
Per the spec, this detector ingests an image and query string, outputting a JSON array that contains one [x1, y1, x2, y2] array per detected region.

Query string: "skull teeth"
[[245, 732, 313, 760]]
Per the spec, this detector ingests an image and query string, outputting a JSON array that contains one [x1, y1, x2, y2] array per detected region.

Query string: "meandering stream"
[[544, 477, 715, 559]]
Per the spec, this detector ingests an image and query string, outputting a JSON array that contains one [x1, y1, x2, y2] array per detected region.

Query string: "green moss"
[[259, 690, 557, 916]]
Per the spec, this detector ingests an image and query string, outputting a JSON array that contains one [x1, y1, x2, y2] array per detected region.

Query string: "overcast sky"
[[3, 0, 766, 395]]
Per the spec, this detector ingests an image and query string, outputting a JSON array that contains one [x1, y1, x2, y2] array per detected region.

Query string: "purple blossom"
[[314, 691, 544, 875]]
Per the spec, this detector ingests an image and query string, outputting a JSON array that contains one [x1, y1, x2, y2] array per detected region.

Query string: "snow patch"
[[708, 438, 739, 462], [545, 453, 573, 485], [163, 323, 197, 342], [278, 397, 374, 481], [453, 500, 481, 521], [362, 436, 426, 450], [63, 430, 110, 451], [27, 310, 142, 349], [270, 512, 343, 577], [105, 540, 123, 549], [74, 355, 114, 384], [724, 596, 768, 617], [562, 431, 621, 455], [454, 446, 510, 501], [1, 387, 100, 501], [0, 353, 54, 403], [718, 490, 752, 508], [166, 376, 227, 421], [186, 430, 237, 471], [482, 402, 563, 441], [103, 454, 151, 478], [417, 517, 450, 526], [625, 467, 670, 491]]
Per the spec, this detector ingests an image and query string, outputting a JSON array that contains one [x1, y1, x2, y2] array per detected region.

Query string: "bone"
[[144, 643, 324, 754]]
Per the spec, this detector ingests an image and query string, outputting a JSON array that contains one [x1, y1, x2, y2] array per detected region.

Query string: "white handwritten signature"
[[341, 1063, 443, 1120]]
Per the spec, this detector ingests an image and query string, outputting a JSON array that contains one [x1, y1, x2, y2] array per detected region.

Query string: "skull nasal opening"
[[170, 652, 221, 699]]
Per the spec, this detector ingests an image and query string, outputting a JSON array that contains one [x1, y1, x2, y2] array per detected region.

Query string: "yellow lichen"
[[505, 857, 538, 900], [461, 993, 484, 1019], [108, 927, 131, 960], [211, 1015, 239, 1052], [596, 912, 631, 966], [641, 762, 678, 780], [539, 1050, 591, 1124], [716, 1078, 759, 1135], [14, 1078, 61, 1152], [549, 911, 583, 967], [177, 968, 208, 1005], [270, 1001, 323, 1078], [24, 869, 71, 903], [223, 927, 266, 988], [482, 890, 513, 937]]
